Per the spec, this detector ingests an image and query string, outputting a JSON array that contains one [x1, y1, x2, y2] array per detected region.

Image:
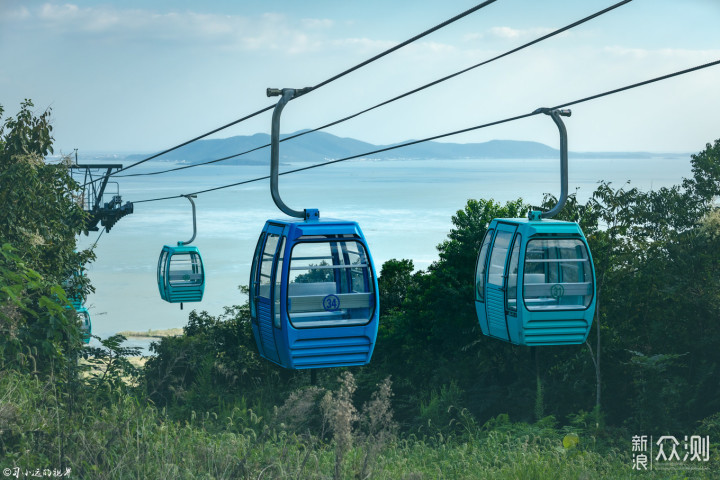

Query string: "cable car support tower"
[[69, 150, 134, 233]]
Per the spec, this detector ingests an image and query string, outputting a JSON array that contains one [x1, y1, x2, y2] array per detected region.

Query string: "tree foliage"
[[143, 297, 286, 415], [144, 135, 720, 434], [0, 100, 92, 376], [353, 140, 720, 432], [9, 99, 719, 472]]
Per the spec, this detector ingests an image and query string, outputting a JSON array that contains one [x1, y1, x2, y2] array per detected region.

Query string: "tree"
[[143, 298, 284, 413], [377, 258, 414, 315], [0, 100, 92, 375], [368, 199, 536, 425], [0, 100, 91, 288], [580, 140, 720, 429]]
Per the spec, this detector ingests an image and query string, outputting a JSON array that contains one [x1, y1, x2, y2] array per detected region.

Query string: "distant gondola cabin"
[[157, 245, 205, 305], [77, 306, 92, 344]]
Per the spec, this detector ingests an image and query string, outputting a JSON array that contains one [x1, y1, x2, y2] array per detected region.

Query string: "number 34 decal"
[[323, 294, 340, 311]]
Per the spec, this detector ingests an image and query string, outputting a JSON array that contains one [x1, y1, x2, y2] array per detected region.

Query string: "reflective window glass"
[[168, 252, 203, 286], [258, 234, 279, 299], [488, 231, 513, 287], [287, 239, 375, 328], [523, 238, 593, 311], [158, 250, 168, 287], [475, 229, 493, 302], [506, 234, 522, 312], [273, 237, 286, 328], [249, 235, 264, 316]]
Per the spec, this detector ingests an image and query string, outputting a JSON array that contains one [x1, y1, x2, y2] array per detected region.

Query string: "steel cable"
[[131, 58, 720, 204], [83, 0, 499, 185], [118, 0, 632, 179]]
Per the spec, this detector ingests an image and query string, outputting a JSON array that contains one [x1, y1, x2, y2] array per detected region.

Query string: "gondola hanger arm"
[[178, 194, 198, 246], [267, 87, 318, 220], [529, 108, 571, 220]]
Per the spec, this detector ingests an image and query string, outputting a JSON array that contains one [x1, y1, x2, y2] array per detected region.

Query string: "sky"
[[1, 0, 719, 155]]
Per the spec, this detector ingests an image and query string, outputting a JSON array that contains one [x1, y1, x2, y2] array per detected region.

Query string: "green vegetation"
[[1, 101, 719, 478], [7, 368, 705, 480], [0, 100, 92, 376]]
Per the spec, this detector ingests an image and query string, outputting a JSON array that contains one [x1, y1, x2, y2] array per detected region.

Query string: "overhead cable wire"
[[309, 0, 498, 92], [119, 0, 632, 179], [91, 226, 106, 249], [131, 57, 720, 205], [84, 0, 499, 185], [132, 111, 534, 204], [550, 59, 720, 109]]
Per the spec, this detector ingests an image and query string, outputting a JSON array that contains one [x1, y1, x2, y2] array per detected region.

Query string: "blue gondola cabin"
[[475, 217, 596, 346], [250, 218, 379, 369]]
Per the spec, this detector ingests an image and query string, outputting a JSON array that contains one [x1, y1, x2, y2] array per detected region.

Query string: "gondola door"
[[253, 225, 285, 364], [485, 223, 517, 341]]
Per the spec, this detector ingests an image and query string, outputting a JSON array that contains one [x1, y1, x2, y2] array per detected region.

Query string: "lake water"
[[75, 155, 693, 353]]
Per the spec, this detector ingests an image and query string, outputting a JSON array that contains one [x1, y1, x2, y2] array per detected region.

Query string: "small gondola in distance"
[[77, 305, 92, 344], [157, 195, 205, 309], [63, 268, 92, 344]]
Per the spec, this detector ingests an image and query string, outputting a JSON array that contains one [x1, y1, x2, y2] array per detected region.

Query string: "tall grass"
[[1, 370, 715, 479]]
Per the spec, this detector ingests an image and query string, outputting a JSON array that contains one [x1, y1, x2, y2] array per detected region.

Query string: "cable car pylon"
[[69, 149, 134, 233]]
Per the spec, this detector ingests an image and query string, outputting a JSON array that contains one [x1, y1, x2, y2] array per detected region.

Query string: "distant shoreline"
[[115, 132, 693, 165], [117, 327, 183, 339]]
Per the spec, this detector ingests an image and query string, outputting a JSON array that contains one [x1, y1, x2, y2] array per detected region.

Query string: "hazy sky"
[[1, 0, 719, 155]]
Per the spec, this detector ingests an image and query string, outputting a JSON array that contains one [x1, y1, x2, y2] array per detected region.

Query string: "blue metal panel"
[[294, 223, 362, 238], [286, 323, 375, 369], [520, 312, 591, 345], [290, 335, 371, 368], [268, 217, 364, 240], [505, 314, 521, 344], [475, 301, 489, 336], [486, 288, 508, 340], [494, 217, 586, 237], [251, 218, 379, 369], [257, 299, 279, 362], [484, 223, 516, 341]]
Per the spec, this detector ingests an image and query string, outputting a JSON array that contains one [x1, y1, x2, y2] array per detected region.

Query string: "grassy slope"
[[1, 371, 715, 480]]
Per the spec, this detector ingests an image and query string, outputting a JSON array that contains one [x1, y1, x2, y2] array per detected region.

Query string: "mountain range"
[[124, 130, 684, 165]]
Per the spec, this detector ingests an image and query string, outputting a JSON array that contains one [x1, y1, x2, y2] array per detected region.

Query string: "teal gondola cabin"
[[475, 217, 596, 346], [157, 244, 205, 305]]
